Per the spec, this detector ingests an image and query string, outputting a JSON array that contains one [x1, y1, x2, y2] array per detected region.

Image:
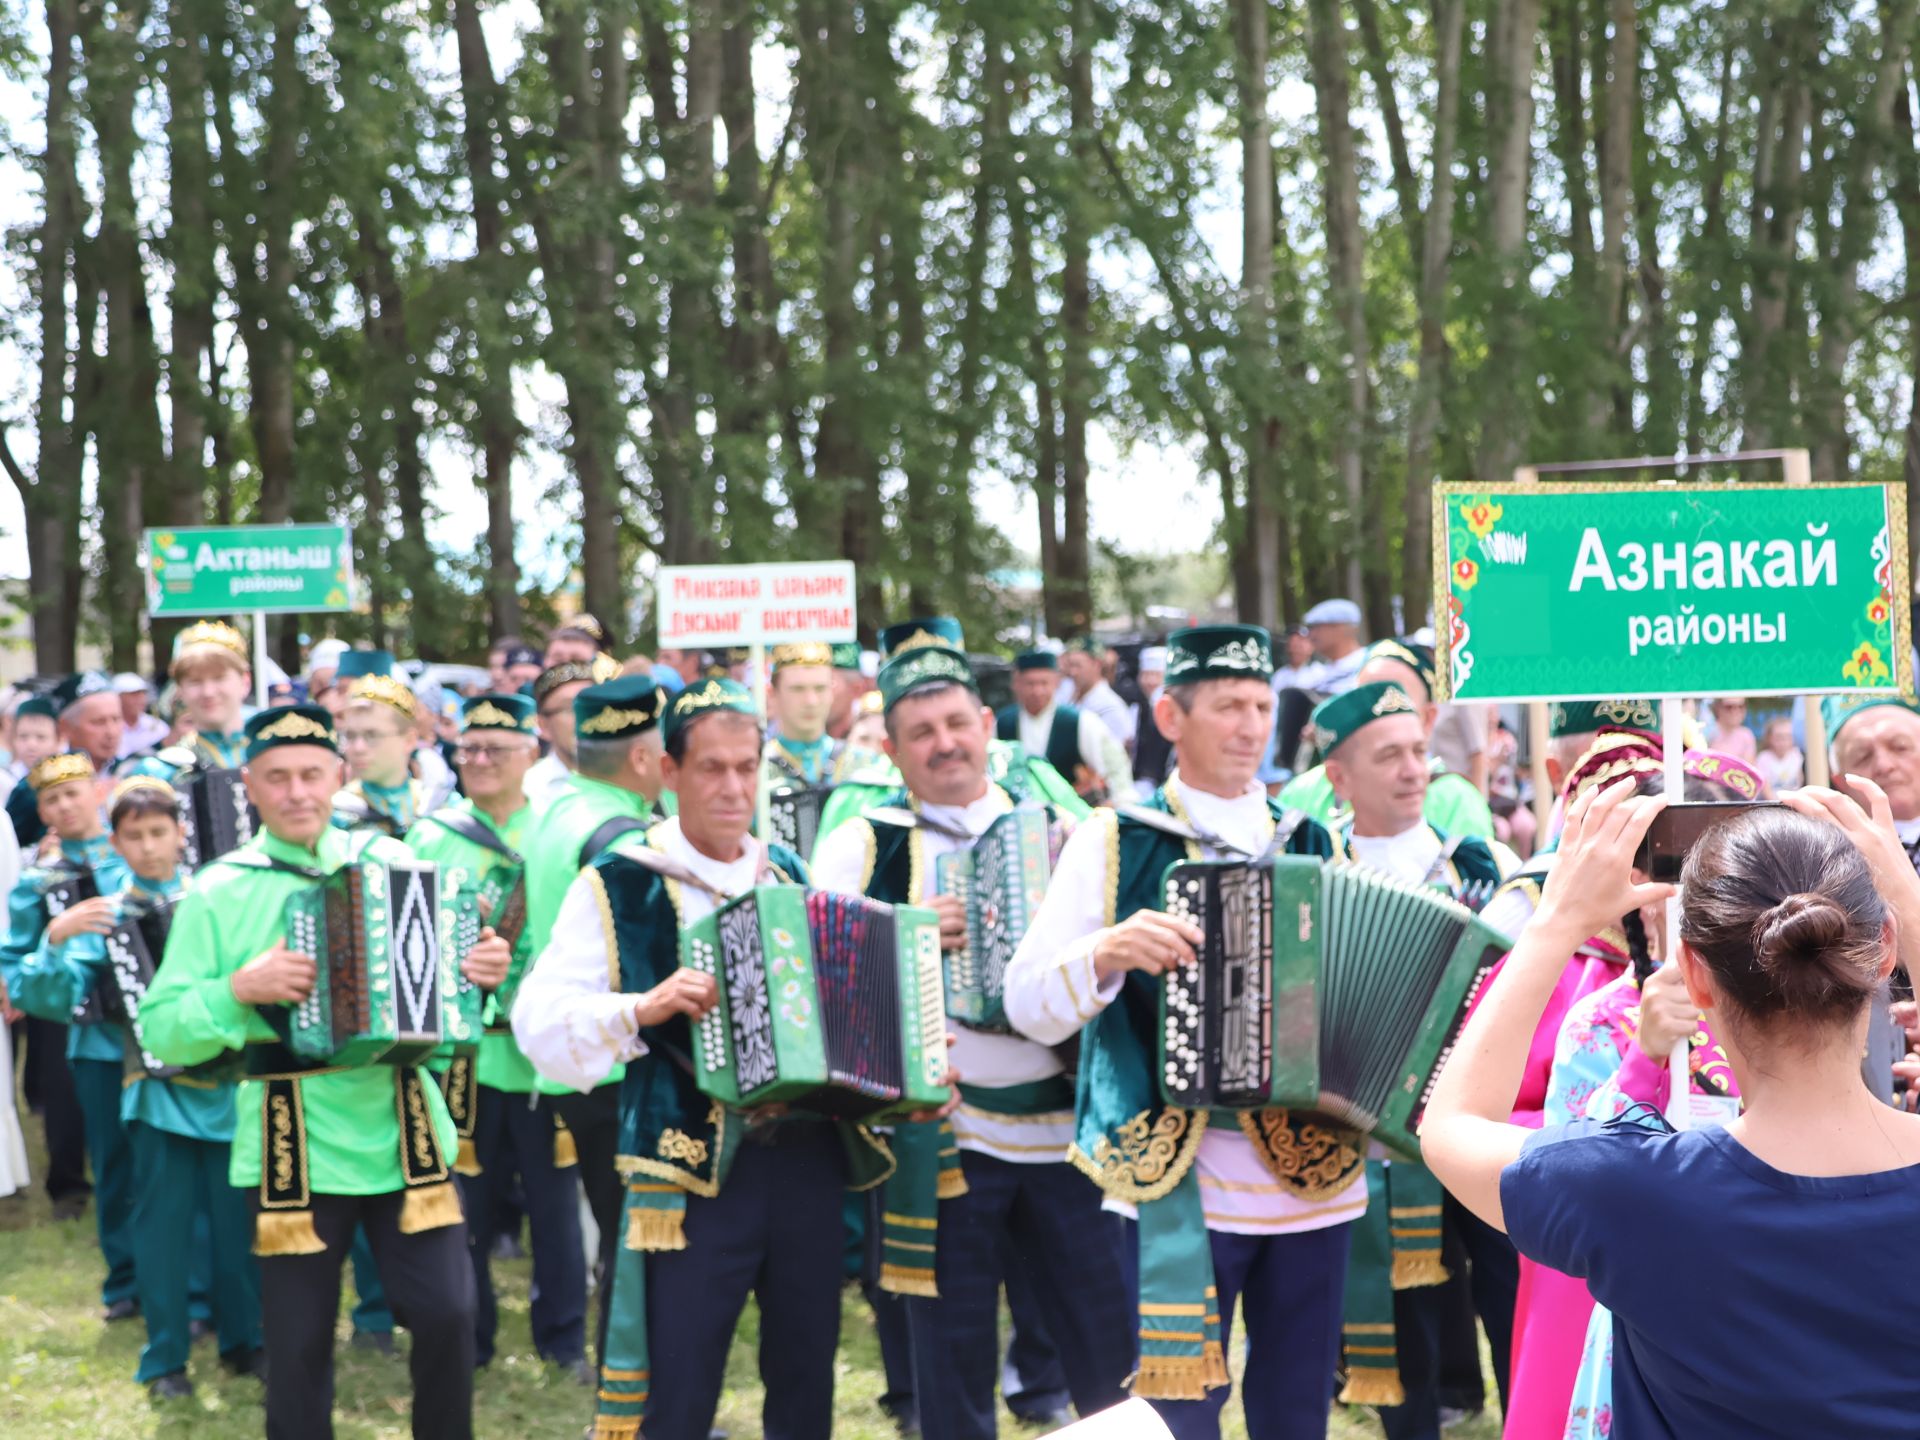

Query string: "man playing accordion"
[[514, 678, 952, 1440], [1005, 623, 1350, 1440], [811, 621, 1135, 1440], [140, 704, 513, 1440]]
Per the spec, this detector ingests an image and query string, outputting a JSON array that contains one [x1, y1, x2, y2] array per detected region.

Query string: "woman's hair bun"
[[1752, 892, 1852, 971]]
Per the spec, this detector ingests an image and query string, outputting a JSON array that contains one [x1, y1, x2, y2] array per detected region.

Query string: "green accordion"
[[474, 863, 529, 1032], [679, 885, 948, 1122], [1157, 856, 1511, 1160], [934, 807, 1052, 1032], [284, 857, 483, 1067]]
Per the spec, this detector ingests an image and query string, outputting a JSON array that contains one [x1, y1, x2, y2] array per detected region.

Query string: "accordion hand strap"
[[863, 805, 974, 843], [1132, 1162, 1228, 1400], [1115, 804, 1248, 860]]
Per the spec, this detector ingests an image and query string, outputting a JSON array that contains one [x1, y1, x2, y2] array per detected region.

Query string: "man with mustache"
[[811, 623, 1133, 1440]]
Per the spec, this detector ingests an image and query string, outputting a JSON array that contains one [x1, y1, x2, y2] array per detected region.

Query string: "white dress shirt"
[[117, 712, 170, 758], [1005, 774, 1367, 1235], [1075, 680, 1136, 754], [512, 816, 762, 1093], [811, 783, 1074, 1162], [1014, 702, 1130, 793], [525, 751, 573, 813]]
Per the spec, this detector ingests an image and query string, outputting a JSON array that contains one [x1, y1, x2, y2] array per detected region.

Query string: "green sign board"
[[1433, 482, 1913, 701], [145, 524, 355, 617]]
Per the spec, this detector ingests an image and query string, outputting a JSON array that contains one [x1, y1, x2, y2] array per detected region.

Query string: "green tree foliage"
[[6, 0, 1920, 669]]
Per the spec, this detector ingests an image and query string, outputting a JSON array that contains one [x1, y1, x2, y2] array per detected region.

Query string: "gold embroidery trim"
[[579, 705, 658, 736], [616, 1101, 727, 1198], [852, 819, 879, 896], [1068, 1106, 1207, 1204], [465, 700, 528, 731], [657, 1128, 708, 1165], [255, 712, 332, 743], [1236, 1109, 1364, 1202], [587, 868, 621, 993]]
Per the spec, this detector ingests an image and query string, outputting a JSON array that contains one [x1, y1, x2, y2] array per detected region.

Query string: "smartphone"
[[1637, 800, 1784, 882]]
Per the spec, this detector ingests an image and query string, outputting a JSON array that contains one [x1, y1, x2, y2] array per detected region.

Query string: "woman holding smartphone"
[[1423, 775, 1920, 1438]]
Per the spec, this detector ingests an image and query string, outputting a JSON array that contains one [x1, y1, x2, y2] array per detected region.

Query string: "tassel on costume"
[[398, 1181, 464, 1234], [252, 1209, 327, 1257], [623, 1181, 687, 1251], [934, 1122, 968, 1200], [554, 1116, 579, 1169], [879, 1262, 940, 1298], [590, 1417, 640, 1440], [1339, 1365, 1407, 1407], [1390, 1250, 1450, 1290], [454, 1136, 482, 1177], [1132, 1345, 1229, 1402]]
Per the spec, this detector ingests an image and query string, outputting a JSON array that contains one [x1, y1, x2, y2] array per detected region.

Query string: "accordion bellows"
[[102, 903, 185, 1079], [680, 886, 948, 1122], [476, 865, 530, 1031], [283, 858, 483, 1068], [935, 808, 1052, 1032], [767, 786, 827, 861], [179, 766, 257, 869], [1158, 857, 1510, 1160]]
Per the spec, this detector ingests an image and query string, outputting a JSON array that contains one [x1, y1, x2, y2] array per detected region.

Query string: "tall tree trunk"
[[1233, 0, 1280, 632], [1307, 0, 1371, 617], [1742, 22, 1809, 451], [1399, 0, 1464, 624], [799, 0, 881, 626], [1589, 0, 1636, 438], [452, 0, 522, 639], [537, 0, 628, 634], [12, 0, 87, 673], [1055, 0, 1096, 637], [246, 0, 301, 529], [1810, 0, 1912, 482], [649, 0, 721, 566], [1478, 0, 1542, 481], [1007, 127, 1065, 638], [84, 0, 164, 671], [1681, 34, 1736, 458]]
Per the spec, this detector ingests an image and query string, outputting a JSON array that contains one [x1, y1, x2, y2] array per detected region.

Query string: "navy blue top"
[[1502, 1119, 1920, 1438]]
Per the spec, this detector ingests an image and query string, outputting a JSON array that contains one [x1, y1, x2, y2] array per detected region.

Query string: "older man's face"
[[1837, 708, 1920, 821]]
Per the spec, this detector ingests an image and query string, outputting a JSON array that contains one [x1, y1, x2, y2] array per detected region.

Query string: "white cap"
[[1303, 598, 1362, 627], [112, 672, 151, 695], [1138, 646, 1168, 674], [306, 637, 349, 679]]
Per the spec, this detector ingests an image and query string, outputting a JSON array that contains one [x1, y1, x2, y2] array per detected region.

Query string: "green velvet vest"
[[1069, 787, 1371, 1207], [994, 704, 1084, 784], [594, 835, 806, 1196]]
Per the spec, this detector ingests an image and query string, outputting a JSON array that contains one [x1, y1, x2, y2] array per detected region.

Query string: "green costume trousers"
[[127, 1120, 261, 1381]]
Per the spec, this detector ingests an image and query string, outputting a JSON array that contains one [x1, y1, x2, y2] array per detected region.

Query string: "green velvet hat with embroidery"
[[1014, 650, 1059, 672], [574, 675, 667, 741], [831, 642, 863, 671], [16, 694, 56, 723], [334, 649, 395, 683], [663, 677, 759, 745], [460, 693, 536, 734], [50, 670, 114, 716], [1548, 698, 1659, 739], [1367, 638, 1437, 699], [878, 616, 965, 660], [1312, 680, 1421, 756], [244, 703, 340, 761], [1822, 694, 1920, 745], [1163, 624, 1273, 686], [878, 645, 978, 713]]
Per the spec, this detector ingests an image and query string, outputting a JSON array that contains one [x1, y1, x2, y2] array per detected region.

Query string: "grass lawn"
[[0, 1126, 1500, 1439]]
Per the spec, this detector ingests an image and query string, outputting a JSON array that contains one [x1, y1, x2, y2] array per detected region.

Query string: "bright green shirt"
[[405, 798, 538, 1093], [520, 774, 653, 1092], [140, 825, 457, 1194], [1275, 761, 1495, 840]]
